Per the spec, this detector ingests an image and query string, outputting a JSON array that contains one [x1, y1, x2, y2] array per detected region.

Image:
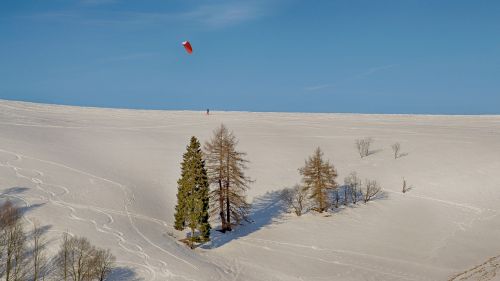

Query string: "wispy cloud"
[[304, 64, 399, 93], [356, 64, 398, 78], [24, 1, 276, 29], [181, 2, 264, 28]]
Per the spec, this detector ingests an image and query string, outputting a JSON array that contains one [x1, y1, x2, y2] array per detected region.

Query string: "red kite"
[[182, 41, 193, 54]]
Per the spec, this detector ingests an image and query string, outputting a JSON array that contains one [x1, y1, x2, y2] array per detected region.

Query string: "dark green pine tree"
[[173, 136, 211, 248]]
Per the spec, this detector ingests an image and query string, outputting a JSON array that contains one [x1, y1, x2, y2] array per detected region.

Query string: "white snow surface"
[[0, 99, 499, 281]]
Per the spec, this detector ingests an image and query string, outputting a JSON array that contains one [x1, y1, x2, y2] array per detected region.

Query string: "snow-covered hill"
[[1, 99, 499, 281]]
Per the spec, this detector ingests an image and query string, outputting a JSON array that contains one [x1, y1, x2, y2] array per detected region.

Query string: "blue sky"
[[0, 0, 499, 114]]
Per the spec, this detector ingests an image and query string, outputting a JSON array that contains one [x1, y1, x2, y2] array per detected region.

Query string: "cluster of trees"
[[173, 128, 406, 243], [174, 124, 252, 247], [356, 137, 406, 160], [282, 148, 382, 217], [0, 201, 115, 281], [54, 234, 114, 281], [356, 138, 373, 158]]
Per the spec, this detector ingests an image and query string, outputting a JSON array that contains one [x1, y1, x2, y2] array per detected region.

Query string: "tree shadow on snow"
[[19, 202, 46, 215], [0, 186, 46, 215], [397, 152, 409, 159], [0, 186, 30, 196], [367, 148, 383, 156], [26, 224, 53, 241], [368, 190, 389, 202], [206, 186, 390, 248], [107, 266, 143, 281], [206, 190, 287, 249]]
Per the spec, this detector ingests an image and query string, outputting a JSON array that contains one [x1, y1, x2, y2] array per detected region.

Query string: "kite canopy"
[[182, 41, 193, 54]]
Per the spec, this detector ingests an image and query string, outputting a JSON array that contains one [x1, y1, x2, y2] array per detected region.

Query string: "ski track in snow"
[[238, 237, 452, 280], [237, 240, 422, 281], [1, 149, 496, 281], [1, 148, 497, 280], [386, 190, 499, 263], [386, 190, 486, 214], [0, 148, 202, 281], [230, 188, 500, 280], [241, 237, 453, 272]]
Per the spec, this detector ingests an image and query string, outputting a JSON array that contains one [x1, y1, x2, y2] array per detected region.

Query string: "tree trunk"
[[218, 179, 226, 232], [190, 227, 195, 249], [344, 188, 348, 206], [225, 182, 231, 231], [33, 230, 39, 281], [6, 236, 12, 281]]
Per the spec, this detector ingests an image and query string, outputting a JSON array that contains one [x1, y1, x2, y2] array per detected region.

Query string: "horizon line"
[[1, 98, 498, 117]]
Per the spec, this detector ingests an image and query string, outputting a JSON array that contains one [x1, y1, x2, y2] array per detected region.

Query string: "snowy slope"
[[0, 99, 499, 281]]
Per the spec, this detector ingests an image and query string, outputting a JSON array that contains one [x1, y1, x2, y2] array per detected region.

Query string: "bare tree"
[[53, 233, 115, 281], [70, 236, 93, 281], [11, 227, 27, 281], [204, 124, 252, 232], [92, 249, 115, 281], [356, 138, 373, 158], [31, 221, 47, 281], [299, 147, 338, 213], [391, 142, 401, 159], [0, 201, 19, 280], [54, 232, 72, 281], [0, 202, 117, 281], [0, 204, 7, 279], [0, 201, 28, 281], [281, 185, 307, 216], [54, 235, 90, 281], [362, 180, 381, 203], [344, 171, 362, 204]]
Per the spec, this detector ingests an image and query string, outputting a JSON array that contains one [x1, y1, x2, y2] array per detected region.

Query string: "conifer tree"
[[173, 137, 211, 247], [299, 147, 338, 213], [204, 124, 251, 232]]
